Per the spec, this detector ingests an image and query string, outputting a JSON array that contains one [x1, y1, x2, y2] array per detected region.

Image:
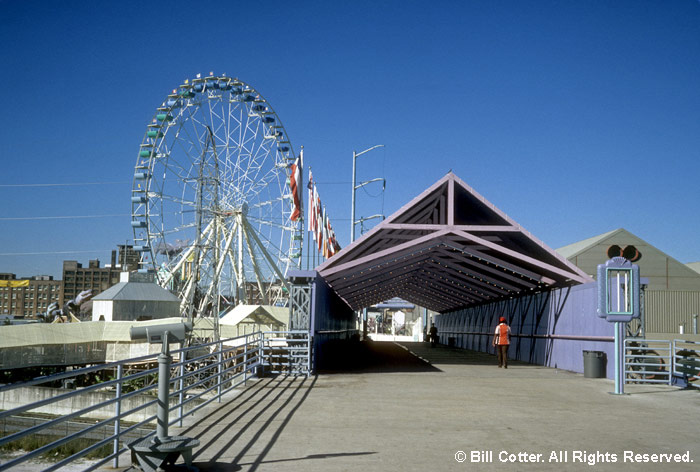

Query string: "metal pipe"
[[0, 329, 309, 471], [113, 364, 123, 468], [354, 178, 385, 190], [156, 332, 171, 441], [217, 340, 223, 401], [435, 331, 614, 342], [351, 150, 357, 243], [350, 144, 384, 243], [244, 334, 249, 385], [178, 361, 185, 427], [613, 322, 626, 395]]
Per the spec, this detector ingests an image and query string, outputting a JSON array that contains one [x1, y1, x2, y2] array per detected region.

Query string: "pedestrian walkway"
[[121, 341, 698, 471]]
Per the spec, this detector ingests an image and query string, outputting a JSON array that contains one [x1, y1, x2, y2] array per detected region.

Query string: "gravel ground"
[[0, 450, 102, 471]]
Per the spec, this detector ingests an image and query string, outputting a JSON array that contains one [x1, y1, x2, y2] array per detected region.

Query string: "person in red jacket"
[[492, 316, 511, 368]]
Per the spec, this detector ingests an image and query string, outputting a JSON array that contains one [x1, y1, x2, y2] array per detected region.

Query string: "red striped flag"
[[307, 171, 315, 235], [289, 154, 302, 221]]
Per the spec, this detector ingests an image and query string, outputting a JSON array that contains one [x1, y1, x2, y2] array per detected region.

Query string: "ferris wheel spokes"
[[132, 74, 300, 318], [240, 216, 269, 305], [241, 216, 291, 294]]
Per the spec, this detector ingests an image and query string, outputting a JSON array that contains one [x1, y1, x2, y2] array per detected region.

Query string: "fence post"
[[259, 331, 265, 378], [217, 340, 223, 402], [178, 359, 185, 427], [113, 364, 123, 468], [243, 334, 249, 385], [306, 332, 312, 376], [671, 339, 676, 380]]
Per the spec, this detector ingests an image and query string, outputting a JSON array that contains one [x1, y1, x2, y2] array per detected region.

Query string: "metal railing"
[[672, 339, 700, 383], [0, 330, 310, 471], [624, 339, 672, 385], [437, 330, 614, 343], [261, 331, 312, 376]]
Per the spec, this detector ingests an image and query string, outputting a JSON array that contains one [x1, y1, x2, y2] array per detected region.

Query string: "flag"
[[322, 206, 328, 257], [289, 153, 303, 221], [307, 170, 316, 236], [325, 213, 333, 258], [317, 192, 323, 251], [329, 227, 339, 256]]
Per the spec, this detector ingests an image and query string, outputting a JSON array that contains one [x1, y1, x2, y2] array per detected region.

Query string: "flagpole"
[[300, 147, 304, 272], [306, 165, 311, 271]]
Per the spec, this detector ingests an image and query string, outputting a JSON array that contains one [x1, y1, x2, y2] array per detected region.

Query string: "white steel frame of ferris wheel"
[[138, 84, 297, 317]]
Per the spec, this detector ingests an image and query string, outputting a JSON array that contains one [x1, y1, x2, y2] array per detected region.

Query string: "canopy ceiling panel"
[[317, 173, 593, 312]]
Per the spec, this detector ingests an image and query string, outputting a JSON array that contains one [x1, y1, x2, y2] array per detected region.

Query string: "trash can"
[[583, 350, 606, 378], [448, 337, 456, 347]]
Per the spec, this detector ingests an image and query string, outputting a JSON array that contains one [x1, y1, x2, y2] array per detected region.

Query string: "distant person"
[[492, 316, 511, 368], [429, 323, 438, 348]]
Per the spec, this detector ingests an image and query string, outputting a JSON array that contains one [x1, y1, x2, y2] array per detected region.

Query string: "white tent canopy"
[[219, 305, 289, 329]]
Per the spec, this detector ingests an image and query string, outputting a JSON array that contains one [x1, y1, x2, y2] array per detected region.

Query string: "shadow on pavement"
[[396, 341, 508, 366], [174, 375, 321, 472], [192, 451, 377, 471], [316, 339, 441, 374], [317, 339, 516, 373]]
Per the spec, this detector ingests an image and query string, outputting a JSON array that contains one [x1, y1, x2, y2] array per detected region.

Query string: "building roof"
[[687, 262, 700, 274], [318, 172, 592, 313], [556, 228, 700, 291], [92, 280, 180, 302], [556, 228, 621, 259]]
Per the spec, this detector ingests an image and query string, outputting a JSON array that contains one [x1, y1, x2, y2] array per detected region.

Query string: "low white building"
[[91, 272, 180, 322]]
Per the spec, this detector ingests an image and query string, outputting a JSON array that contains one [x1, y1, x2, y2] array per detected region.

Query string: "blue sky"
[[1, 0, 699, 278]]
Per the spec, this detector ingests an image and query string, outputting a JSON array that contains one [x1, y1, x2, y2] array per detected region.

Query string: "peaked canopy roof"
[[219, 304, 287, 327], [317, 173, 593, 313]]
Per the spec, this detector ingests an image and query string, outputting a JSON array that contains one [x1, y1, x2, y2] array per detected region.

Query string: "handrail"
[[672, 338, 700, 380], [316, 328, 359, 335], [0, 329, 310, 471], [438, 330, 614, 342], [624, 338, 672, 385]]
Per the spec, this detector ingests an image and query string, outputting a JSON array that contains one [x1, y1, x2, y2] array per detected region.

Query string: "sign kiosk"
[[596, 257, 641, 395]]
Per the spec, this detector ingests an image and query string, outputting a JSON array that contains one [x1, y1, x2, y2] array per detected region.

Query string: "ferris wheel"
[[131, 73, 302, 318]]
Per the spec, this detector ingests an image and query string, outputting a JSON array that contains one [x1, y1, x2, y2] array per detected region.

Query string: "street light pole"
[[351, 145, 384, 342], [351, 145, 384, 243], [357, 214, 384, 236]]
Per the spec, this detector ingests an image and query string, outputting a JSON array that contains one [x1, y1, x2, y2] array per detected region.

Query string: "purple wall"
[[311, 272, 356, 370], [435, 283, 616, 378]]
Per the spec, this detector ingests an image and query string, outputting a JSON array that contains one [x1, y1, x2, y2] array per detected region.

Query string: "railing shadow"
[[169, 373, 375, 472], [192, 451, 377, 471]]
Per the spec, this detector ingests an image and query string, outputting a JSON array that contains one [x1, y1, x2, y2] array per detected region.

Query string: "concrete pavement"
[[122, 340, 699, 471]]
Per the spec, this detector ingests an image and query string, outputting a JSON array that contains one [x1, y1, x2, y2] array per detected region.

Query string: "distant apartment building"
[[1, 245, 141, 320], [60, 245, 141, 307], [0, 273, 61, 318]]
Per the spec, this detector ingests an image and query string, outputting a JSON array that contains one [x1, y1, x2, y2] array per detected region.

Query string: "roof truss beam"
[[433, 249, 536, 290], [451, 229, 589, 284]]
